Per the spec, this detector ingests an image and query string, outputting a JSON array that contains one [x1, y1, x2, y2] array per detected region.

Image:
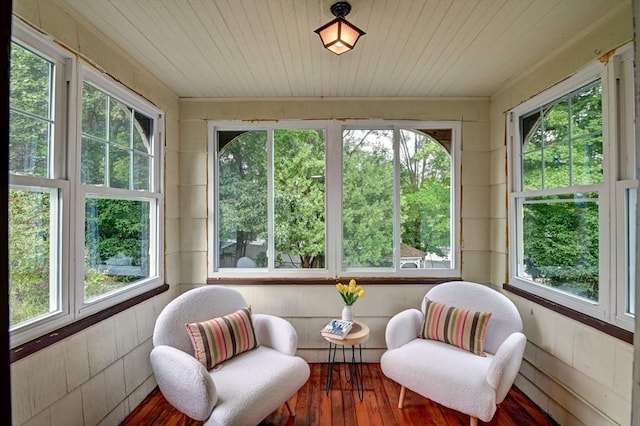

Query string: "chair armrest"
[[385, 308, 424, 350], [252, 313, 298, 356], [486, 332, 527, 403], [150, 345, 217, 421]]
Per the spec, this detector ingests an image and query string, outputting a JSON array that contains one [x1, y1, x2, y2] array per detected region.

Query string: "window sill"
[[503, 283, 633, 344], [10, 283, 169, 363], [207, 276, 461, 286]]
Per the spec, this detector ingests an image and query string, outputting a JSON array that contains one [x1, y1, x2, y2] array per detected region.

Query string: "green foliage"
[[85, 198, 148, 265], [218, 130, 268, 261], [342, 130, 394, 267], [9, 42, 52, 177], [9, 189, 51, 325], [399, 131, 451, 257], [522, 195, 599, 300], [84, 198, 150, 299], [273, 129, 326, 268]]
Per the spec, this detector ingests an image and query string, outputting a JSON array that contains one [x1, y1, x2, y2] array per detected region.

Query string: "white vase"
[[341, 305, 354, 322]]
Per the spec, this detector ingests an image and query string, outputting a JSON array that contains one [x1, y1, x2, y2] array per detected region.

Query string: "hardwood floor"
[[122, 363, 557, 426]]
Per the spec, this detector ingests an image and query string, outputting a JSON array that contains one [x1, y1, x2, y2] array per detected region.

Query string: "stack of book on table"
[[321, 319, 353, 340]]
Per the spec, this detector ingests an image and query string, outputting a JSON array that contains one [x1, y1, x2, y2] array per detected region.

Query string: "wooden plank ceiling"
[[56, 0, 623, 99]]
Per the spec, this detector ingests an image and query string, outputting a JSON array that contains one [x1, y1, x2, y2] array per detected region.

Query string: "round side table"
[[322, 321, 370, 401]]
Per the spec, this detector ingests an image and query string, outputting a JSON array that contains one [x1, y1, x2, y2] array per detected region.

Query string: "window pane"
[[522, 149, 543, 191], [273, 129, 326, 269], [518, 193, 599, 301], [81, 137, 106, 185], [84, 198, 151, 301], [571, 82, 602, 138], [521, 110, 544, 153], [109, 144, 130, 189], [110, 99, 132, 148], [9, 187, 58, 326], [572, 135, 603, 185], [399, 129, 451, 269], [133, 152, 150, 191], [543, 100, 569, 145], [217, 131, 268, 268], [10, 43, 53, 178], [544, 142, 570, 188], [133, 111, 152, 154], [10, 43, 52, 118], [9, 110, 51, 177], [82, 83, 107, 139], [342, 129, 394, 268]]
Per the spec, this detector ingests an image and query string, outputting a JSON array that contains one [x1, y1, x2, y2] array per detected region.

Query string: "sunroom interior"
[[6, 0, 640, 425]]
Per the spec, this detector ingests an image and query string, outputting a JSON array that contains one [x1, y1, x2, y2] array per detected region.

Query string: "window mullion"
[[326, 121, 342, 277], [267, 129, 275, 271], [129, 109, 134, 191], [392, 126, 401, 270], [105, 97, 111, 186]]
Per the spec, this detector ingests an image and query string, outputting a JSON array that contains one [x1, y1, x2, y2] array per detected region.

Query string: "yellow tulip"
[[335, 283, 342, 291], [349, 279, 356, 292], [358, 289, 365, 298]]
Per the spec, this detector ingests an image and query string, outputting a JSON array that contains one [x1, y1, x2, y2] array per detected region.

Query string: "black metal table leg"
[[350, 344, 364, 401], [325, 342, 337, 395]]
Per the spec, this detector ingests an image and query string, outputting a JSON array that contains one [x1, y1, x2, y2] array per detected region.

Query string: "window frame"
[[9, 21, 74, 344], [9, 19, 165, 348], [508, 44, 635, 332], [75, 64, 164, 318], [207, 119, 461, 279]]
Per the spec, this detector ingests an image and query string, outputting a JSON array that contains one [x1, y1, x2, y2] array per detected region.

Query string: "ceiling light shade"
[[315, 2, 365, 55]]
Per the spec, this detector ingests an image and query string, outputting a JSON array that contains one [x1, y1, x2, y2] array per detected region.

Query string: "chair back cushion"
[[421, 299, 492, 356], [186, 306, 259, 369], [423, 281, 523, 355], [153, 285, 249, 354]]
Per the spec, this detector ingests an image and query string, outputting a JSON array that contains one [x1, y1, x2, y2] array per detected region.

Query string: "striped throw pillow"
[[185, 307, 259, 369], [420, 299, 492, 356]]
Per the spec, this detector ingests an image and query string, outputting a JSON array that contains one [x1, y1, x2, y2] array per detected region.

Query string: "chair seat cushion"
[[380, 338, 497, 422], [205, 345, 310, 426]]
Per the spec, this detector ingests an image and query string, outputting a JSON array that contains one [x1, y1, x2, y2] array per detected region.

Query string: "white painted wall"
[[490, 4, 634, 425]]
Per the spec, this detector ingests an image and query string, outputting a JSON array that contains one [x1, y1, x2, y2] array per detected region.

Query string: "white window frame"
[[9, 19, 164, 348], [207, 120, 461, 279], [76, 64, 164, 318], [9, 21, 74, 346], [508, 43, 635, 331]]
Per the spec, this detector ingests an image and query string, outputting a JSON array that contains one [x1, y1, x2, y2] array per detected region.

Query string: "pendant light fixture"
[[314, 1, 365, 55]]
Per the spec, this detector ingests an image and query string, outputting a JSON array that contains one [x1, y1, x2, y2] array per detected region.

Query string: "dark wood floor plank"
[[304, 361, 331, 426], [123, 363, 558, 426]]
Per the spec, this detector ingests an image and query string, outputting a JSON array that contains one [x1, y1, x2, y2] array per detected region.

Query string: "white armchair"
[[150, 285, 310, 426], [380, 281, 526, 425]]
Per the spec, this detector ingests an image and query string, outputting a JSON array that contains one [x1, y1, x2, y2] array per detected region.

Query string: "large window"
[[79, 72, 161, 310], [9, 21, 164, 347], [509, 45, 635, 331], [209, 121, 460, 278]]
